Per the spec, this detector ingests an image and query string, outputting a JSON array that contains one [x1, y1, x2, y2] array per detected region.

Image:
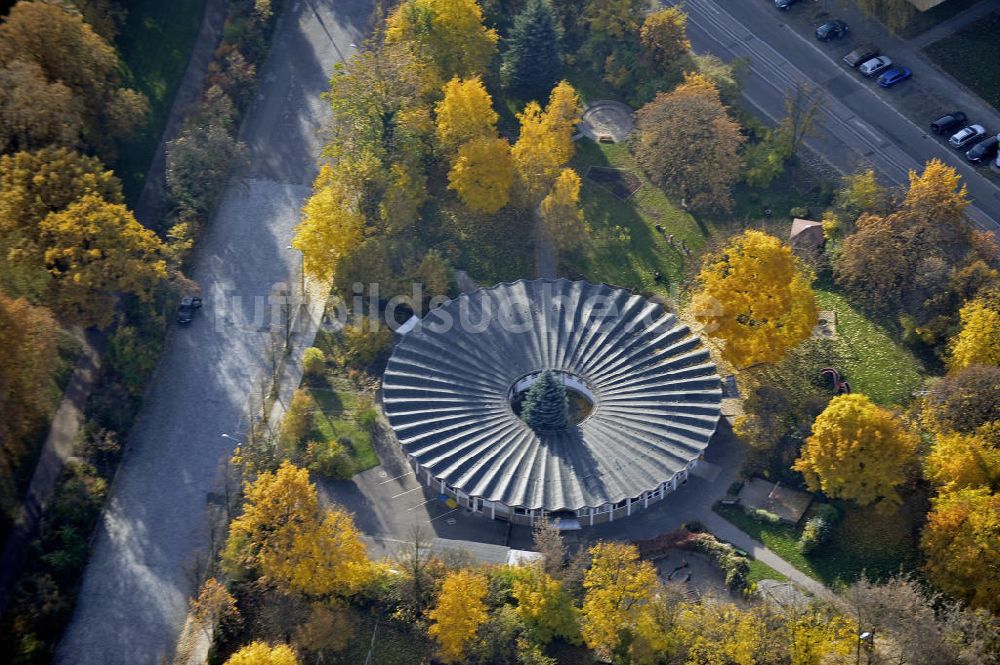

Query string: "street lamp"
[[221, 433, 245, 445]]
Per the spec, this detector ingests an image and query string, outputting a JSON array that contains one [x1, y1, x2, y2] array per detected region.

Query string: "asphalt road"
[[56, 2, 373, 663], [668, 0, 1000, 233]]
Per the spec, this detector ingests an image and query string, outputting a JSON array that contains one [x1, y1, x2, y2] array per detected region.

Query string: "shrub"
[[743, 506, 782, 524], [302, 347, 326, 377], [810, 502, 840, 524], [355, 395, 378, 432], [279, 388, 313, 449], [307, 438, 354, 479], [685, 533, 753, 594], [790, 206, 809, 218], [798, 515, 832, 554]]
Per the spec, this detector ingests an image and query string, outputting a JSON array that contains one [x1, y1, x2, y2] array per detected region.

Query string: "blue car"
[[877, 66, 912, 88]]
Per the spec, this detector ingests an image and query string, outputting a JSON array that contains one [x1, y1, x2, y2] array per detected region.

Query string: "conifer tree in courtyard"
[[502, 0, 563, 100], [522, 370, 568, 430]]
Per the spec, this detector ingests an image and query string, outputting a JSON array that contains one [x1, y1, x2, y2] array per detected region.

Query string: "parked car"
[[949, 124, 987, 149], [177, 296, 203, 324], [877, 66, 911, 88], [816, 20, 849, 41], [966, 135, 999, 163], [843, 43, 879, 67], [858, 55, 892, 77], [774, 0, 800, 8], [930, 111, 968, 135]]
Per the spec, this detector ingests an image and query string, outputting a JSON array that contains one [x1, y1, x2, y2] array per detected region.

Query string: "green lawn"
[[116, 0, 205, 203], [742, 287, 926, 409], [924, 11, 1000, 111], [716, 499, 923, 587], [305, 379, 380, 473], [747, 559, 788, 586], [570, 139, 706, 293]]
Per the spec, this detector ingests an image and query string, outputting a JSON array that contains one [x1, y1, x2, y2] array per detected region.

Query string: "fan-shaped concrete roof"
[[382, 279, 722, 511]]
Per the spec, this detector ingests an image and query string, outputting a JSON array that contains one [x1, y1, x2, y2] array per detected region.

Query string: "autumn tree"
[[836, 160, 995, 324], [949, 292, 1000, 370], [926, 430, 1000, 492], [435, 76, 499, 154], [793, 393, 919, 507], [427, 569, 490, 663], [511, 81, 582, 205], [40, 195, 167, 328], [448, 137, 514, 213], [292, 164, 365, 281], [540, 168, 587, 256], [0, 60, 84, 152], [692, 230, 818, 368], [634, 74, 744, 211], [222, 462, 370, 597], [386, 0, 499, 84], [501, 0, 563, 100], [0, 2, 148, 153], [924, 364, 1000, 435], [512, 566, 580, 645], [223, 642, 300, 665], [834, 168, 890, 222], [922, 487, 1000, 612], [0, 291, 59, 513], [639, 8, 690, 79], [581, 542, 659, 660], [581, 0, 644, 88]]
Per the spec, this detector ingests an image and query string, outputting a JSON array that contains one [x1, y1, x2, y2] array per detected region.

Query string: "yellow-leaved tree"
[[926, 430, 1000, 492], [40, 194, 166, 328], [386, 0, 498, 84], [511, 565, 581, 645], [948, 293, 1000, 370], [921, 487, 1000, 612], [222, 462, 370, 597], [447, 136, 514, 214], [692, 230, 817, 368], [435, 76, 498, 154], [793, 393, 919, 507], [292, 164, 364, 282], [223, 642, 299, 665], [512, 81, 582, 205], [581, 542, 659, 660], [540, 168, 587, 255], [427, 568, 489, 663]]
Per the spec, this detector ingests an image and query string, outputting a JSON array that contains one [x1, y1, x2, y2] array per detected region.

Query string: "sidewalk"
[[0, 329, 104, 615]]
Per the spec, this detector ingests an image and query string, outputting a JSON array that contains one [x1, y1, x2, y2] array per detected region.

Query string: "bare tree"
[[781, 82, 822, 157]]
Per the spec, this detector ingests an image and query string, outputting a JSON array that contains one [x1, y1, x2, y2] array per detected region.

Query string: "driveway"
[[56, 2, 373, 663], [668, 0, 1000, 233]]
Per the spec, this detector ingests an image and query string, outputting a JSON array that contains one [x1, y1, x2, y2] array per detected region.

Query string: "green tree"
[[501, 0, 563, 100], [521, 370, 568, 430], [166, 121, 247, 217]]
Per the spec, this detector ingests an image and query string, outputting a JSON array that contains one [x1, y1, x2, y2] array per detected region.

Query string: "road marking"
[[377, 470, 414, 485], [407, 498, 436, 511], [428, 508, 460, 523], [390, 486, 423, 499]]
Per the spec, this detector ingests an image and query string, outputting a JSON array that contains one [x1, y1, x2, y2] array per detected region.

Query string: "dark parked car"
[[177, 296, 203, 324], [877, 66, 912, 88], [930, 112, 968, 135], [816, 20, 849, 41], [843, 43, 879, 67], [966, 135, 999, 164], [775, 0, 800, 8]]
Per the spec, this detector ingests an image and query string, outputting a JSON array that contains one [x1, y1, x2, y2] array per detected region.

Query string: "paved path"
[[670, 0, 1000, 234], [0, 330, 104, 615], [133, 0, 228, 229], [56, 2, 372, 664]]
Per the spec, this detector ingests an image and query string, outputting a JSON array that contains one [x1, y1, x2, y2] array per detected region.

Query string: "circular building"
[[382, 279, 722, 526]]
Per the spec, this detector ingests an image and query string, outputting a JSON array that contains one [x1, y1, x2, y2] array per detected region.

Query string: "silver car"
[[949, 124, 986, 149], [858, 55, 892, 77]]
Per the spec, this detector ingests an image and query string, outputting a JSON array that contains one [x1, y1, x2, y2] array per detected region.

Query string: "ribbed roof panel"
[[382, 279, 722, 511]]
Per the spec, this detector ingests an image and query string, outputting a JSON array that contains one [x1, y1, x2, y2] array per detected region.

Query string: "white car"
[[949, 124, 986, 149], [858, 55, 892, 77]]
